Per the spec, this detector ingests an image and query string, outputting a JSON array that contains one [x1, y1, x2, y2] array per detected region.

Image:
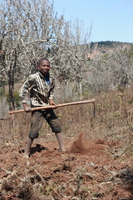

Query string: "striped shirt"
[[19, 72, 55, 107]]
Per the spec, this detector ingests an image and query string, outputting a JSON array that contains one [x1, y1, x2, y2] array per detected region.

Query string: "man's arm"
[[49, 76, 56, 105], [19, 75, 34, 111]]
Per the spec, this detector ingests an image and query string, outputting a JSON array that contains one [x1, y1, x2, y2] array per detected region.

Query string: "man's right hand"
[[23, 103, 31, 112]]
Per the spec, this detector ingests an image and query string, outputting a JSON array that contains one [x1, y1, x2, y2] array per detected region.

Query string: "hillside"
[[88, 41, 131, 59]]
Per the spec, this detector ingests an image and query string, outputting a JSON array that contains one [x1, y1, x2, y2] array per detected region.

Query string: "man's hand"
[[23, 103, 31, 112], [49, 99, 57, 108]]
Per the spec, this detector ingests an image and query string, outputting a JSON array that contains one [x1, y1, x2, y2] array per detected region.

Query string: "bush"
[[0, 87, 5, 96], [5, 91, 20, 108]]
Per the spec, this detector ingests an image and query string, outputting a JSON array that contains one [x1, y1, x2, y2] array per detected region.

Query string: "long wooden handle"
[[8, 98, 95, 114]]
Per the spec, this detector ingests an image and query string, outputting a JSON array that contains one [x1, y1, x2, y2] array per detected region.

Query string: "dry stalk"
[[34, 169, 63, 198], [34, 169, 46, 186], [127, 108, 133, 128], [74, 171, 82, 196], [118, 93, 124, 115]]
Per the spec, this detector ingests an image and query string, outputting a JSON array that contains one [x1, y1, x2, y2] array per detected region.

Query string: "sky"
[[52, 0, 133, 43]]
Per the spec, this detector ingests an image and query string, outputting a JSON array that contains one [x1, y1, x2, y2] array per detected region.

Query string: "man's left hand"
[[49, 99, 57, 108]]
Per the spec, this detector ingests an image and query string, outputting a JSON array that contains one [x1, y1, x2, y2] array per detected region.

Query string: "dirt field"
[[0, 132, 133, 200], [1, 87, 133, 199]]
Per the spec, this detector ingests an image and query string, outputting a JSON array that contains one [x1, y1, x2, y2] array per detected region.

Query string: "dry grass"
[[1, 86, 133, 150]]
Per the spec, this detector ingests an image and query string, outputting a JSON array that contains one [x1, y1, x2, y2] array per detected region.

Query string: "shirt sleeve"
[[49, 77, 55, 100], [19, 75, 34, 103]]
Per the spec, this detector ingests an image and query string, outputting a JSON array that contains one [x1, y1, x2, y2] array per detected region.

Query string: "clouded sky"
[[52, 0, 133, 43]]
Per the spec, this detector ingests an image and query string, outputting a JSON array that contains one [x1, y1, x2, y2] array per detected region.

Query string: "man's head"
[[37, 58, 50, 76]]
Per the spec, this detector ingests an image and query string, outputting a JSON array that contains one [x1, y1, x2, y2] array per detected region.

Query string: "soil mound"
[[70, 133, 117, 154]]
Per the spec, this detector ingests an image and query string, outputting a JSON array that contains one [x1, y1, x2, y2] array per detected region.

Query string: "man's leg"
[[24, 137, 34, 158], [24, 111, 43, 158], [55, 132, 66, 152], [45, 109, 66, 152]]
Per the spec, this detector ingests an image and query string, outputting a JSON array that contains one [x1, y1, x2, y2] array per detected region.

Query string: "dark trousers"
[[29, 108, 62, 139]]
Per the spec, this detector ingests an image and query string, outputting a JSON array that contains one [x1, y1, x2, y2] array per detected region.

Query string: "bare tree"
[[0, 0, 92, 109], [51, 19, 92, 100], [0, 0, 63, 109], [84, 44, 132, 94]]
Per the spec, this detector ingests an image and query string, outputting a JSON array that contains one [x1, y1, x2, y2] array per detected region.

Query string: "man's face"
[[38, 60, 50, 76]]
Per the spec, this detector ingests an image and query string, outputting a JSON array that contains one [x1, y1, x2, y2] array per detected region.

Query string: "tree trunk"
[[8, 70, 15, 111], [79, 81, 83, 100]]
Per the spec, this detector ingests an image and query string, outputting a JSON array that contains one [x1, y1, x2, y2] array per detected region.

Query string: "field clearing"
[[1, 86, 133, 199]]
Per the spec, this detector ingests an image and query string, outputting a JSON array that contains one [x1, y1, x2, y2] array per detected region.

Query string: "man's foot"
[[60, 148, 66, 152], [23, 153, 30, 166], [23, 153, 30, 159], [54, 147, 66, 152]]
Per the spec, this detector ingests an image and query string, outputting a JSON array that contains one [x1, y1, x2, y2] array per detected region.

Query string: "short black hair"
[[37, 58, 50, 66]]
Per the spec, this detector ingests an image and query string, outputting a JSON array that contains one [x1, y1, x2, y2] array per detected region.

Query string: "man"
[[19, 58, 66, 158]]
